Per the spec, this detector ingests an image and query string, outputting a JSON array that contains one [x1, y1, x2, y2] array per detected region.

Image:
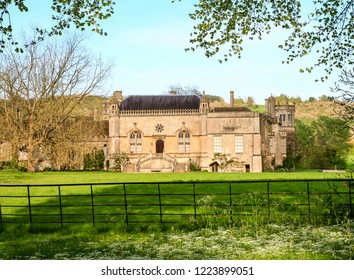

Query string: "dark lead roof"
[[119, 95, 201, 110], [212, 107, 251, 112]]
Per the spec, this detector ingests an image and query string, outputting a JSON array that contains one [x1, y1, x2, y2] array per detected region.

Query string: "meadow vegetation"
[[1, 222, 353, 260]]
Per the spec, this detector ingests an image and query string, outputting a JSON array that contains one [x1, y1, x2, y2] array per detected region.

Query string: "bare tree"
[[332, 68, 354, 130], [0, 33, 112, 172], [165, 84, 202, 95], [46, 117, 109, 171]]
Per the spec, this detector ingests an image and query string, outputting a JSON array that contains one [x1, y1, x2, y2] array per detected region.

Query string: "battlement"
[[118, 108, 201, 116]]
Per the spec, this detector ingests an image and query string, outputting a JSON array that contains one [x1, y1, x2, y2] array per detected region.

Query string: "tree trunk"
[[27, 151, 36, 172]]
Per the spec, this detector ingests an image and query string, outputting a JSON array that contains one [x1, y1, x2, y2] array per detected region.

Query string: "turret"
[[265, 96, 276, 118], [199, 91, 209, 113]]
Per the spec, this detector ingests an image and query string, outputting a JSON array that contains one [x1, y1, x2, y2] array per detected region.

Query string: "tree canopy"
[[0, 0, 115, 52], [2, 0, 353, 79], [179, 0, 354, 80], [295, 116, 352, 169]]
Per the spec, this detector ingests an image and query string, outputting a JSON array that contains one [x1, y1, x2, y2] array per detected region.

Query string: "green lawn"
[[0, 169, 347, 185]]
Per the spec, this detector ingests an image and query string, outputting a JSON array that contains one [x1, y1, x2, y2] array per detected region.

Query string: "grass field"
[[0, 169, 347, 185], [0, 170, 353, 260]]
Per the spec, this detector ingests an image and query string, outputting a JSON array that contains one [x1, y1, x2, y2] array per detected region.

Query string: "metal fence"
[[0, 179, 353, 228]]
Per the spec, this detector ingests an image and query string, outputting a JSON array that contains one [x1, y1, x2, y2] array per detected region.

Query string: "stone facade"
[[102, 91, 295, 173]]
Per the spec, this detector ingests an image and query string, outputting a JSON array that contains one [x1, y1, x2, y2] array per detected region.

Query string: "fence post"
[[158, 183, 163, 223], [90, 184, 95, 226], [27, 185, 32, 225], [193, 183, 197, 221], [307, 181, 311, 222], [229, 182, 233, 226], [349, 179, 353, 218], [123, 183, 128, 224], [0, 203, 3, 230], [267, 181, 270, 221], [58, 185, 63, 227]]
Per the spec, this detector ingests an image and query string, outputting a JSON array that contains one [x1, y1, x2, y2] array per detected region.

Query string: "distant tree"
[[166, 84, 201, 96], [294, 120, 315, 169], [165, 84, 222, 102], [234, 97, 244, 107], [288, 96, 302, 103], [204, 94, 222, 102], [318, 94, 329, 101], [275, 94, 289, 105], [295, 117, 352, 169], [0, 33, 112, 172], [0, 0, 115, 52], [307, 97, 317, 102]]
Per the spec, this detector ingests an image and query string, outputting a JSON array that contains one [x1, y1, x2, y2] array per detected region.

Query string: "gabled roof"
[[119, 95, 201, 111]]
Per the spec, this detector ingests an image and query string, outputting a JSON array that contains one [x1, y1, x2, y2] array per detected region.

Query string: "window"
[[235, 135, 244, 153], [213, 136, 222, 153], [288, 114, 293, 122], [279, 114, 286, 122], [130, 131, 142, 153], [178, 130, 190, 153]]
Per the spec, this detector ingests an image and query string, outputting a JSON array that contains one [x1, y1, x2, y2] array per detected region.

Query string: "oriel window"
[[130, 131, 142, 153], [178, 130, 190, 153]]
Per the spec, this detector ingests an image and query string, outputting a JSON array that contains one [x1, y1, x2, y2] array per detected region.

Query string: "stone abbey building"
[[101, 91, 295, 173]]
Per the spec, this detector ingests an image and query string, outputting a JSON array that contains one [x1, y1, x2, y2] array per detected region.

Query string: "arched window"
[[178, 130, 190, 153], [130, 131, 142, 153]]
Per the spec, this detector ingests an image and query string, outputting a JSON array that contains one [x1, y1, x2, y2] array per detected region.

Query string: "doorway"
[[245, 164, 250, 173], [156, 140, 164, 153], [210, 162, 220, 172]]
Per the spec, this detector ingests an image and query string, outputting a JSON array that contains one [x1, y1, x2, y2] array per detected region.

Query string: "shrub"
[[83, 150, 105, 170]]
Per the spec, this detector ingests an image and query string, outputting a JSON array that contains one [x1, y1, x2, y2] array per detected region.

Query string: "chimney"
[[230, 91, 235, 107]]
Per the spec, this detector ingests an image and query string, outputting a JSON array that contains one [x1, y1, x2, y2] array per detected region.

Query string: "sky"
[[8, 0, 343, 104]]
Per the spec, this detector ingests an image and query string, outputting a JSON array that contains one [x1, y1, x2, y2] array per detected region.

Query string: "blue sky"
[[9, 0, 341, 104]]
